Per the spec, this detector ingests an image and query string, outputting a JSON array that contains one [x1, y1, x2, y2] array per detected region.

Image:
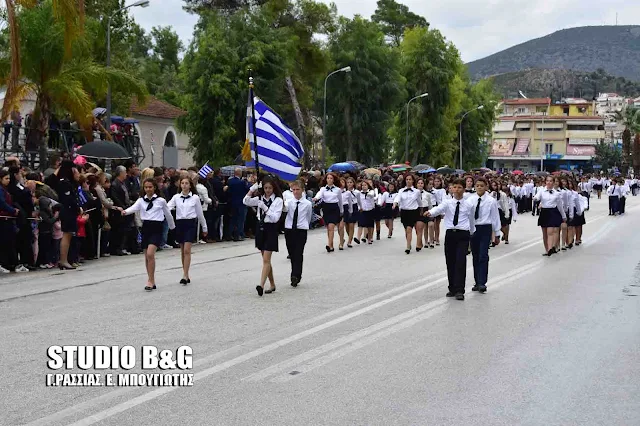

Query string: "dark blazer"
[[227, 177, 248, 208]]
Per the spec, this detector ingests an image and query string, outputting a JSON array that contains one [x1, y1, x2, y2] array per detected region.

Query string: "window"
[[563, 107, 570, 115], [517, 107, 526, 114], [545, 143, 553, 154]]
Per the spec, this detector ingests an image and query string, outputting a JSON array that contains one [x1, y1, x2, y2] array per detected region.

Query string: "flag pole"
[[248, 69, 261, 181]]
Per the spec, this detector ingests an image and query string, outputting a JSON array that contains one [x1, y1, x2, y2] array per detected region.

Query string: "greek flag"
[[198, 163, 213, 179], [245, 92, 304, 182]]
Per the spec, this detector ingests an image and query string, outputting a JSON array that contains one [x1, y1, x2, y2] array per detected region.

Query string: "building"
[[487, 98, 605, 172], [596, 93, 626, 121], [130, 97, 192, 169]]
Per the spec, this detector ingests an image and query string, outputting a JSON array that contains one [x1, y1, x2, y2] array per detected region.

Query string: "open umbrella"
[[363, 168, 382, 177], [472, 167, 491, 173], [390, 163, 410, 172], [220, 165, 246, 177], [76, 141, 131, 160], [328, 162, 357, 173], [92, 107, 107, 117], [535, 171, 549, 177], [436, 166, 456, 175], [455, 169, 465, 175], [412, 164, 430, 171], [512, 170, 524, 175], [346, 160, 366, 171], [415, 167, 436, 174]]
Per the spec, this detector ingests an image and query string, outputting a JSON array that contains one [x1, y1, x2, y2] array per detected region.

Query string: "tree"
[[371, 0, 428, 47], [615, 107, 640, 175], [633, 133, 640, 175], [326, 16, 405, 163], [183, 0, 268, 14], [150, 26, 183, 72], [0, 1, 147, 163], [595, 140, 621, 171], [391, 26, 463, 165]]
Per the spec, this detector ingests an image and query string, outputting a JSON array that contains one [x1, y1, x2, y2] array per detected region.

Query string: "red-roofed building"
[[129, 96, 192, 169]]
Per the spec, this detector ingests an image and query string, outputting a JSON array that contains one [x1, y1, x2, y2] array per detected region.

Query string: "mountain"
[[467, 26, 640, 81], [490, 68, 640, 100]]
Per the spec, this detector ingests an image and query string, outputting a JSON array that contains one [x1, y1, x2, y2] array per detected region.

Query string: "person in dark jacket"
[[8, 166, 36, 270], [109, 166, 131, 255], [36, 195, 57, 268], [51, 160, 81, 270], [0, 169, 19, 272]]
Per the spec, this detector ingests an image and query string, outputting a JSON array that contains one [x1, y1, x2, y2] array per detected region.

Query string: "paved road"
[[2, 194, 640, 425]]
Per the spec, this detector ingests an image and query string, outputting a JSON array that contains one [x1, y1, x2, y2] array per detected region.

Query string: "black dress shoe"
[[144, 286, 153, 291], [256, 286, 263, 296], [264, 287, 276, 294], [405, 248, 410, 254], [354, 238, 360, 244], [416, 247, 422, 252], [446, 292, 455, 297], [478, 285, 487, 293], [455, 293, 465, 301], [472, 285, 479, 291], [325, 245, 331, 253], [291, 276, 300, 287], [180, 278, 188, 285]]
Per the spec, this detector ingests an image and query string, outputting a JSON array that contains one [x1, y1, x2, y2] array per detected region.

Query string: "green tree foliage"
[[183, 0, 268, 14], [371, 0, 428, 47], [326, 16, 405, 163], [595, 140, 621, 171]]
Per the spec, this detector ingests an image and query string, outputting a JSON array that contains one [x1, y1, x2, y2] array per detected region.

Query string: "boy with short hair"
[[284, 180, 313, 287]]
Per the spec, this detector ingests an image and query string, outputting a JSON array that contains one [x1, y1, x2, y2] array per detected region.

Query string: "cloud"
[[131, 0, 640, 62]]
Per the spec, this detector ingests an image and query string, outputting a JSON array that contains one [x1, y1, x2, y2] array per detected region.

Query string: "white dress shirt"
[[420, 190, 433, 209], [360, 190, 376, 211], [432, 188, 446, 205], [243, 193, 283, 223], [196, 183, 212, 212], [168, 192, 208, 232], [462, 189, 475, 200], [313, 185, 343, 215], [124, 195, 175, 228], [378, 191, 396, 206], [607, 183, 622, 197], [466, 193, 501, 237], [428, 197, 475, 232], [394, 187, 423, 210], [533, 188, 566, 220], [285, 197, 313, 230], [282, 189, 294, 212]]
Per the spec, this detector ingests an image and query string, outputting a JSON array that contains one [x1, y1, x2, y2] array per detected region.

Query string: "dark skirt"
[[381, 204, 394, 219], [344, 204, 359, 224], [255, 222, 279, 252], [570, 208, 586, 226], [593, 184, 603, 191], [141, 220, 164, 249], [373, 205, 382, 222], [322, 203, 341, 225], [498, 209, 509, 227], [359, 209, 375, 228], [400, 209, 420, 228], [60, 209, 77, 234], [175, 218, 197, 244], [538, 207, 562, 228]]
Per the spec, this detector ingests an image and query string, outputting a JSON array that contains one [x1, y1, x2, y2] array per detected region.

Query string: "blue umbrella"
[[327, 162, 357, 173], [414, 165, 436, 174]]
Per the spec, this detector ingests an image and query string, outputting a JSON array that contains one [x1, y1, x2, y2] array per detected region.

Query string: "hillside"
[[467, 26, 640, 81], [490, 68, 640, 100]]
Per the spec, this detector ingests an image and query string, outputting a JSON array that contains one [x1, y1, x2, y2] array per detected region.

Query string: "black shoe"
[[478, 285, 487, 293], [152, 285, 157, 290], [405, 248, 411, 254], [472, 285, 479, 292], [347, 244, 353, 248], [265, 286, 276, 294], [291, 276, 300, 287], [144, 286, 153, 291], [446, 292, 455, 297], [180, 278, 188, 285], [416, 247, 422, 252], [376, 233, 380, 240], [362, 238, 367, 244], [568, 243, 573, 249], [455, 293, 465, 301], [354, 238, 360, 245], [256, 285, 263, 297], [325, 245, 331, 253]]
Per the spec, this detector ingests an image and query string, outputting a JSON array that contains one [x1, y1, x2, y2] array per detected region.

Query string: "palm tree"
[[614, 107, 640, 175], [0, 1, 146, 165]]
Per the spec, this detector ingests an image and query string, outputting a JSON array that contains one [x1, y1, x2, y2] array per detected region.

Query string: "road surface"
[[2, 194, 639, 425]]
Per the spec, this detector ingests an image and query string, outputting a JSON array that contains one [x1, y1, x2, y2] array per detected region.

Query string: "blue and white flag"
[[245, 91, 304, 182], [198, 163, 213, 179]]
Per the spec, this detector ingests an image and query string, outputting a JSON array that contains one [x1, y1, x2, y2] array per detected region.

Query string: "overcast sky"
[[131, 0, 640, 62]]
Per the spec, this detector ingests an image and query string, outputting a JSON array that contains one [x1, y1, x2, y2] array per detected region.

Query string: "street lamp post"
[[322, 66, 351, 170], [106, 0, 150, 129], [459, 105, 484, 169], [405, 93, 428, 163]]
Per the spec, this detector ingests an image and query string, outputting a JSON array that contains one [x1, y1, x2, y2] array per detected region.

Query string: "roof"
[[498, 115, 604, 121], [503, 98, 551, 106], [130, 96, 186, 120]]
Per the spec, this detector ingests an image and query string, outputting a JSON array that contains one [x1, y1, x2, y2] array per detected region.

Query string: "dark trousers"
[[16, 224, 34, 266], [37, 232, 53, 265], [471, 225, 491, 287], [608, 196, 619, 215], [444, 229, 470, 294], [0, 220, 18, 269], [231, 205, 247, 240], [620, 196, 626, 214], [532, 200, 540, 215], [285, 229, 307, 280]]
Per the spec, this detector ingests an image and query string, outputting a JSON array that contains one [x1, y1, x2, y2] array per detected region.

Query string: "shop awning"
[[536, 122, 564, 129], [566, 119, 604, 126], [513, 138, 530, 154], [493, 121, 516, 132], [515, 122, 532, 129]]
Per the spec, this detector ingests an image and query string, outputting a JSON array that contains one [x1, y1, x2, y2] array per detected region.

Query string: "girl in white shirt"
[[338, 178, 349, 250], [342, 177, 361, 247], [378, 181, 397, 239], [393, 174, 423, 253], [243, 177, 284, 296], [431, 176, 446, 246], [415, 178, 433, 252], [425, 180, 437, 249], [533, 176, 567, 256], [313, 172, 343, 253], [357, 180, 376, 245], [119, 178, 175, 291], [168, 177, 208, 285]]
